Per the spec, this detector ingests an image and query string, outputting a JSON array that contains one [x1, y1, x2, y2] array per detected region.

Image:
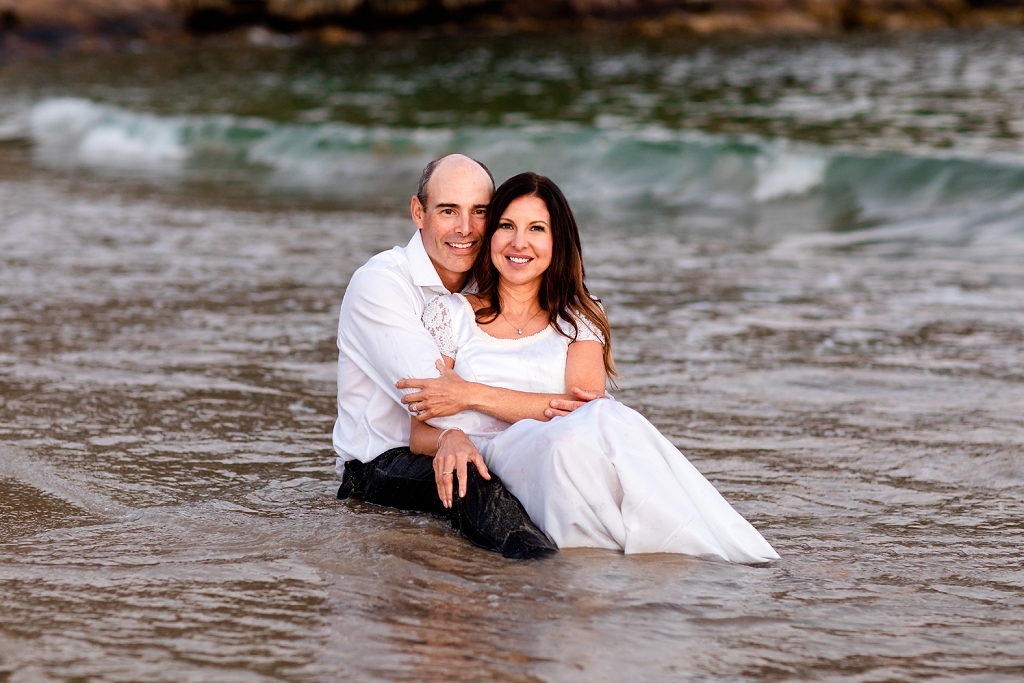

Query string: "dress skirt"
[[480, 399, 779, 563]]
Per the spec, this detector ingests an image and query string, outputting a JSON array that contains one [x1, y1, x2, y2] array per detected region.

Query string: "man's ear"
[[411, 195, 426, 230]]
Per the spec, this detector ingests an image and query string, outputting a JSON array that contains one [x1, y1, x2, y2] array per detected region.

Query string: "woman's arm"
[[460, 339, 606, 422], [564, 340, 607, 397], [401, 342, 607, 424]]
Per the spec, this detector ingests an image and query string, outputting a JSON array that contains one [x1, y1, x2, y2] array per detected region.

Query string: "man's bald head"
[[410, 154, 495, 292], [416, 154, 495, 210]]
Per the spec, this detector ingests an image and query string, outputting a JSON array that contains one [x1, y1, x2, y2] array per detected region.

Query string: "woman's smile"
[[491, 195, 553, 286]]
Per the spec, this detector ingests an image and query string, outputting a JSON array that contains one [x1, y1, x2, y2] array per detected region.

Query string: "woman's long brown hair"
[[471, 172, 618, 382]]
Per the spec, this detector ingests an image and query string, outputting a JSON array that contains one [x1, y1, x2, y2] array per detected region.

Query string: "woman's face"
[[490, 195, 554, 290]]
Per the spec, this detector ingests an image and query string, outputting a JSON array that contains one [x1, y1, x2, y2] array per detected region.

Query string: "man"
[[333, 154, 597, 558]]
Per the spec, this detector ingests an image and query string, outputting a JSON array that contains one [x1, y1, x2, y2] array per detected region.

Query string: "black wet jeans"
[[337, 447, 556, 559]]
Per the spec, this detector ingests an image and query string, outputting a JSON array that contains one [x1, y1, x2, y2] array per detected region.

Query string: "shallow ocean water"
[[2, 28, 1024, 681]]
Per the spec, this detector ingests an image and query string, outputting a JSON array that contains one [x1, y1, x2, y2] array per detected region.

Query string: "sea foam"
[[30, 98, 189, 170], [753, 149, 828, 202]]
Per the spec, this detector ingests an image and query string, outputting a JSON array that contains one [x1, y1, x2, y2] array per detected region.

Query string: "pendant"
[[517, 328, 523, 335]]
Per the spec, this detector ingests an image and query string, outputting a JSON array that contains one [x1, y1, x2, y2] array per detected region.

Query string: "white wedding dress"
[[423, 294, 779, 563]]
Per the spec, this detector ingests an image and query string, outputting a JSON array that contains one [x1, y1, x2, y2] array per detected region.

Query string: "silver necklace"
[[500, 307, 545, 335]]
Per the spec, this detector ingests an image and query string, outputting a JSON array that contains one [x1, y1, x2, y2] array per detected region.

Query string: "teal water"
[[1, 28, 1024, 681], [4, 30, 1024, 223]]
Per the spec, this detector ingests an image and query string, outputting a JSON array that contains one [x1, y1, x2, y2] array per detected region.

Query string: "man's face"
[[411, 156, 492, 289]]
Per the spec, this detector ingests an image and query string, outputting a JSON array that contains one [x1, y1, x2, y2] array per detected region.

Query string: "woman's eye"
[[530, 225, 546, 231], [499, 222, 513, 230]]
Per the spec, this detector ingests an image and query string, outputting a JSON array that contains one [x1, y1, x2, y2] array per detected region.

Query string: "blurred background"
[[2, 4, 1024, 682]]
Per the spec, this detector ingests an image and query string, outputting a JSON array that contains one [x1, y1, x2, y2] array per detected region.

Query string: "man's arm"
[[340, 266, 588, 437], [343, 267, 602, 425], [339, 267, 458, 406]]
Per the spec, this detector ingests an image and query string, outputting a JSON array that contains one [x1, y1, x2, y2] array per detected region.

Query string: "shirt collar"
[[405, 230, 449, 293]]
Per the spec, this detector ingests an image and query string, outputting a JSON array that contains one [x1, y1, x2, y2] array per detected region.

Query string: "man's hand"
[[543, 387, 607, 419], [398, 360, 473, 421], [433, 429, 490, 508]]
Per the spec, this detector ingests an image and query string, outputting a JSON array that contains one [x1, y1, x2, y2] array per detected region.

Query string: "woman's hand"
[[433, 429, 490, 508], [544, 387, 607, 418], [397, 360, 475, 421]]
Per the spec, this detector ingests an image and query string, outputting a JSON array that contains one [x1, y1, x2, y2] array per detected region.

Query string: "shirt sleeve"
[[567, 305, 606, 345], [337, 267, 446, 405], [421, 296, 458, 359]]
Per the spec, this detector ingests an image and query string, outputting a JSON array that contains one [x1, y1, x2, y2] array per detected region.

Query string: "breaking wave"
[[18, 97, 1024, 230]]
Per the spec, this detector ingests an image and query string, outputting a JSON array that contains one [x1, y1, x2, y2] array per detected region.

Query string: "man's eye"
[[442, 209, 455, 215]]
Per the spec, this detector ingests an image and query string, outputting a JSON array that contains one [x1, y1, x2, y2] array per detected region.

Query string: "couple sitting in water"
[[333, 153, 778, 563]]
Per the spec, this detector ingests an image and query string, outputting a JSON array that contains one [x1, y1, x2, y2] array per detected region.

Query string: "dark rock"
[[3, 0, 1024, 45]]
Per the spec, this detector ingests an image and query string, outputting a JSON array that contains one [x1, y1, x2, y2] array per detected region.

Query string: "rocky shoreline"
[[1, 0, 1023, 49]]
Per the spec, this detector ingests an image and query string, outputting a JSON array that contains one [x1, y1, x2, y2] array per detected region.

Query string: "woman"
[[407, 172, 778, 563]]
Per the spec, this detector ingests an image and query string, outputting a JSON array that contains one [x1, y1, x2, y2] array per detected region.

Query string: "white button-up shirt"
[[332, 230, 457, 475]]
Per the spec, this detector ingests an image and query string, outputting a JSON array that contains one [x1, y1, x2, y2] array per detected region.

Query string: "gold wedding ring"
[[441, 471, 453, 476]]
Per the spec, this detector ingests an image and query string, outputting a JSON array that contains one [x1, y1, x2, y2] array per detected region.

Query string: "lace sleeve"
[[421, 296, 458, 359], [573, 314, 605, 344], [565, 304, 606, 345]]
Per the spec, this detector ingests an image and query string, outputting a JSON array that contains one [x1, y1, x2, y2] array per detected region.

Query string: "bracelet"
[[436, 427, 461, 453]]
